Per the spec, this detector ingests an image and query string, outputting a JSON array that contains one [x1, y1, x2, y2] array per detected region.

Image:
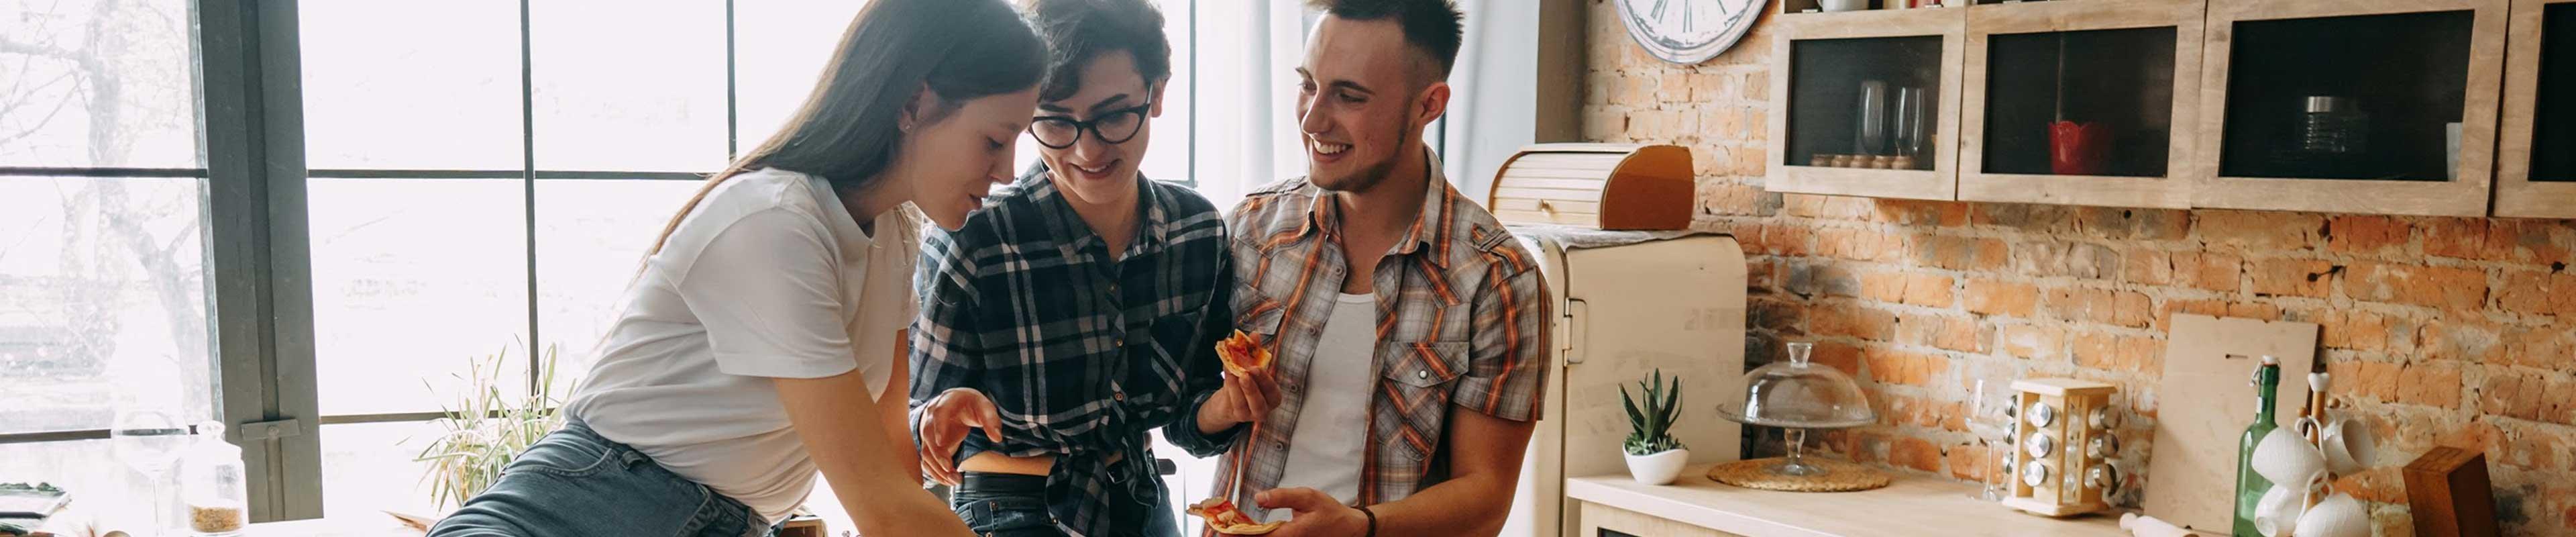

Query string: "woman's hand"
[[915, 387, 1007, 486], [772, 373, 976, 537], [1197, 364, 1282, 434]]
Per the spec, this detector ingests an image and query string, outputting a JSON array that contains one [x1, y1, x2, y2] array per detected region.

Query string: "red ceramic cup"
[[2049, 121, 2112, 175]]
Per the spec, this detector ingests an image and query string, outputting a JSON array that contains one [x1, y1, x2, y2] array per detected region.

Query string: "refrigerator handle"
[[1562, 298, 1588, 364]]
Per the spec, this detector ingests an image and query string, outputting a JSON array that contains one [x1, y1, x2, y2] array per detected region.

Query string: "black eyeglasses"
[[1028, 99, 1152, 149]]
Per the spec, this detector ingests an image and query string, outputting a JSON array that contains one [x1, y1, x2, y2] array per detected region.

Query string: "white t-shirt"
[[562, 167, 918, 524], [1265, 292, 1377, 522]]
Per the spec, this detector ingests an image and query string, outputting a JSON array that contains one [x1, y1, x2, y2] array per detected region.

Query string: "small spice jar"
[[180, 422, 248, 536]]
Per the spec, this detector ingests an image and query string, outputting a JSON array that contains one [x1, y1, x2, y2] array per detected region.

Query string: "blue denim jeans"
[[950, 472, 1180, 537], [427, 421, 771, 537]]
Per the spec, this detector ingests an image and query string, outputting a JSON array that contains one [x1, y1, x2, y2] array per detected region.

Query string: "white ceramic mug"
[[2252, 428, 2325, 485], [2252, 478, 2307, 537], [2320, 417, 2379, 477], [2298, 492, 2369, 537]]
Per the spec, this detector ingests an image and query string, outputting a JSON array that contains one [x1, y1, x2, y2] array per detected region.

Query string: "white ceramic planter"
[[1625, 448, 1691, 485]]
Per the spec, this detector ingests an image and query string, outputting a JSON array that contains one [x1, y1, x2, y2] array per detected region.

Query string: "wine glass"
[[1855, 81, 1890, 156], [1966, 378, 2021, 501], [113, 406, 189, 536]]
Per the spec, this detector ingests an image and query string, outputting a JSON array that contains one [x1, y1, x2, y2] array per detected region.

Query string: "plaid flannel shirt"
[[909, 169, 1239, 537], [1210, 151, 1552, 521]]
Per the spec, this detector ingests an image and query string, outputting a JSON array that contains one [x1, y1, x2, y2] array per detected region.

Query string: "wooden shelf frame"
[[1765, 7, 1969, 201], [2186, 0, 2511, 217], [1957, 0, 2208, 209], [2495, 0, 2576, 218]]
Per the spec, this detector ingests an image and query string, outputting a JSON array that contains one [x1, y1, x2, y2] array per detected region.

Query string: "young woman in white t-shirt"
[[425, 1, 1042, 536]]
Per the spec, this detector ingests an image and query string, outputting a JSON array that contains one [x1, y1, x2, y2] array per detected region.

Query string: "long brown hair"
[[651, 0, 1045, 253]]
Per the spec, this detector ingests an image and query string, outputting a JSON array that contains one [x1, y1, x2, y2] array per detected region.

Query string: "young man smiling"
[[908, 1, 1283, 536], [1212, 1, 1552, 536]]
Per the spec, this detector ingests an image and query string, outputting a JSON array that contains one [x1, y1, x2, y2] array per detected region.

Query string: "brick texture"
[[1581, 3, 2576, 532]]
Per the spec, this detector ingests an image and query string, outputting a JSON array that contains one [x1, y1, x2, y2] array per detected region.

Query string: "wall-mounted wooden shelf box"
[[1957, 0, 2206, 209], [1765, 3, 1966, 201], [2495, 0, 2576, 218], [2189, 0, 2509, 217]]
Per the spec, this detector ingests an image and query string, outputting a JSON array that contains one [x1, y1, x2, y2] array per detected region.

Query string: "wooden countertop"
[[1568, 463, 2131, 537]]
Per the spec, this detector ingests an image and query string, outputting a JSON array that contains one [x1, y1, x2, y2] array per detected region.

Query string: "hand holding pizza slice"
[[1187, 497, 1287, 536], [1199, 330, 1283, 430]]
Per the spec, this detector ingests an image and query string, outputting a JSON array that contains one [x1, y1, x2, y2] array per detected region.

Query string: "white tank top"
[[1266, 292, 1377, 521]]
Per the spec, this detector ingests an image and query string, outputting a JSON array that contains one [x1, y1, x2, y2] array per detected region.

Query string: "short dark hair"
[[1026, 0, 1172, 103], [1306, 0, 1464, 78]]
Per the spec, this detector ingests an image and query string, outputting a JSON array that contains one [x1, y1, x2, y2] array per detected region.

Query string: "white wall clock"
[[1613, 0, 1768, 64]]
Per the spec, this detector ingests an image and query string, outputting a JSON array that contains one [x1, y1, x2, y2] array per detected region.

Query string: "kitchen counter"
[[1568, 463, 2131, 537]]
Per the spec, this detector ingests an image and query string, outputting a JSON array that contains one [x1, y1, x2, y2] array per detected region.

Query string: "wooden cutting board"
[[2143, 313, 2318, 532]]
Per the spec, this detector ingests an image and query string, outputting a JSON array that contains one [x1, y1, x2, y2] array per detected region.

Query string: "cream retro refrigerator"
[[1498, 230, 1748, 537]]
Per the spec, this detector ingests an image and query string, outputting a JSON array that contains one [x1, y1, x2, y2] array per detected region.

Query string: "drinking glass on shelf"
[[1855, 80, 1890, 156], [114, 405, 189, 536], [1892, 87, 1929, 161], [1966, 379, 2017, 501]]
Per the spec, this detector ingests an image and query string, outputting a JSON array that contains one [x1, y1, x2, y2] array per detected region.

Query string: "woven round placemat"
[[1705, 457, 1892, 492]]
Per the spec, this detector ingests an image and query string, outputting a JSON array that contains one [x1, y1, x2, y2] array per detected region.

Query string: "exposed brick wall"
[[1578, 2, 2576, 534]]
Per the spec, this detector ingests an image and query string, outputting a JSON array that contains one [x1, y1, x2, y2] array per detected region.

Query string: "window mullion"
[[725, 0, 741, 160], [520, 0, 543, 397], [195, 0, 324, 522]]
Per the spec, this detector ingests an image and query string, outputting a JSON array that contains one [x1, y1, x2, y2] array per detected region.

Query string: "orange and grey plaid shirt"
[[1210, 154, 1552, 518]]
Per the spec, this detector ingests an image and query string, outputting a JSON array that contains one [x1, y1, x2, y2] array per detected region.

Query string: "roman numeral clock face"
[[1614, 0, 1766, 64]]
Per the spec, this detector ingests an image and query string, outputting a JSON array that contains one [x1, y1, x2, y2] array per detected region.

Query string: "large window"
[[296, 0, 824, 518], [0, 0, 215, 520]]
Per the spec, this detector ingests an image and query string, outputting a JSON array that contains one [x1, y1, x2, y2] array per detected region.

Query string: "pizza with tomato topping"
[[1186, 497, 1286, 535], [1215, 330, 1274, 377]]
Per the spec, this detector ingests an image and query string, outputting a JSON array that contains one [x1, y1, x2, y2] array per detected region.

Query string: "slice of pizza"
[[1185, 497, 1287, 535], [1214, 330, 1275, 377]]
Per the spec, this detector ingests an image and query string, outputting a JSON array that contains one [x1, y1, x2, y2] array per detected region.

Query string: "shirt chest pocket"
[[1377, 341, 1467, 461]]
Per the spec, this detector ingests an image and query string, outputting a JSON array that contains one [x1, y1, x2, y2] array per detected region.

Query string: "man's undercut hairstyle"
[[1027, 0, 1173, 103], [1305, 0, 1464, 81]]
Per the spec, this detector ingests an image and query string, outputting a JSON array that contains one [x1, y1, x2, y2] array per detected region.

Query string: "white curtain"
[[1438, 0, 1546, 204], [1188, 1, 1311, 210]]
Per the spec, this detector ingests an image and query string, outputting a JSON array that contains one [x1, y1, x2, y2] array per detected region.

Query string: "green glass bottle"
[[2231, 356, 2282, 537]]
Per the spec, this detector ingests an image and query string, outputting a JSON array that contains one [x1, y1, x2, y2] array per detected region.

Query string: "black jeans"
[[949, 472, 1181, 537]]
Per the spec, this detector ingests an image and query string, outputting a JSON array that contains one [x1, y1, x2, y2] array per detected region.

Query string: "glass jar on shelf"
[[2299, 96, 2369, 155]]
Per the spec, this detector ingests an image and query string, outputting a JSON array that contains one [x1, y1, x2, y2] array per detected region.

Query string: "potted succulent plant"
[[1620, 369, 1690, 485]]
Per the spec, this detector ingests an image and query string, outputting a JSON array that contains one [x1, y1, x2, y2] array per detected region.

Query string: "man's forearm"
[[1354, 472, 1517, 536], [1362, 409, 1541, 537]]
